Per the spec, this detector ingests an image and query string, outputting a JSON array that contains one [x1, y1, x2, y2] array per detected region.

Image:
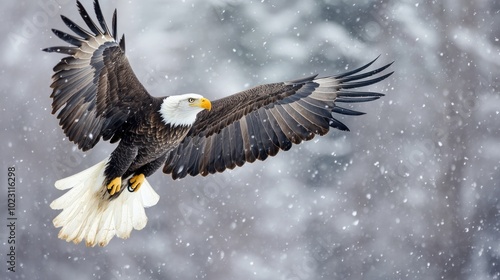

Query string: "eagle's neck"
[[159, 96, 199, 127]]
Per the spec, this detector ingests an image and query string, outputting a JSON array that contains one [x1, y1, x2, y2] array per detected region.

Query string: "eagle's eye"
[[187, 98, 195, 103]]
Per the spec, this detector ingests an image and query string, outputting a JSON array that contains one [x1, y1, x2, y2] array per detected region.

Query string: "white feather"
[[50, 157, 160, 247]]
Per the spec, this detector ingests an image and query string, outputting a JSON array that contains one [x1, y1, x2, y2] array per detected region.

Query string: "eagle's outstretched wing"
[[43, 0, 155, 151], [164, 58, 393, 179]]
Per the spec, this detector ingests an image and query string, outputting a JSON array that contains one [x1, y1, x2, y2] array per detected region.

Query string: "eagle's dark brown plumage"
[[44, 0, 393, 247], [164, 59, 392, 179]]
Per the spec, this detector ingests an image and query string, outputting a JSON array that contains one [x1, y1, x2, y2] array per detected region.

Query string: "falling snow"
[[1, 0, 498, 279]]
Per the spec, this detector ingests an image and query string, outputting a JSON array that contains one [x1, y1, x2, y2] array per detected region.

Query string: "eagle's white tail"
[[50, 158, 160, 247]]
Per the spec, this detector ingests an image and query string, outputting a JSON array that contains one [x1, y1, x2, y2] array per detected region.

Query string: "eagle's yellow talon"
[[107, 177, 122, 196], [129, 174, 145, 192]]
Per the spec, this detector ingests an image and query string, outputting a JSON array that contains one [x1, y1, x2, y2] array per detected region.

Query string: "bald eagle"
[[44, 0, 393, 247]]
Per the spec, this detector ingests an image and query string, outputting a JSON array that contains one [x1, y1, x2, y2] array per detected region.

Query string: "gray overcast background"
[[1, 0, 499, 279]]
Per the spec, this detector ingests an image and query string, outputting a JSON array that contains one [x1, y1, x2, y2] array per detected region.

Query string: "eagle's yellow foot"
[[128, 174, 145, 192], [107, 177, 122, 196]]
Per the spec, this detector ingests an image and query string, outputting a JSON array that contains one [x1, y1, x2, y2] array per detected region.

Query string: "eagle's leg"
[[105, 141, 138, 196], [127, 154, 167, 193], [107, 177, 122, 196], [128, 174, 145, 192]]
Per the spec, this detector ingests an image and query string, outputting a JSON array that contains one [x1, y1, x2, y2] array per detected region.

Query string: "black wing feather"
[[164, 58, 393, 179], [93, 0, 111, 35], [51, 29, 83, 46], [76, 1, 102, 36], [44, 0, 153, 151], [333, 56, 379, 79], [332, 106, 365, 116], [61, 15, 93, 39], [340, 71, 394, 89], [112, 10, 118, 40]]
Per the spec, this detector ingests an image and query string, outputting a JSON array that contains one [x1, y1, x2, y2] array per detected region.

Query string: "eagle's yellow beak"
[[198, 97, 211, 111]]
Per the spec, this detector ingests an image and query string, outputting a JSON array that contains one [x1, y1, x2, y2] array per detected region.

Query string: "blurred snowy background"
[[1, 0, 499, 279]]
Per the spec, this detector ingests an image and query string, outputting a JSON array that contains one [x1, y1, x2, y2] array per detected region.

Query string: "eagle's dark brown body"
[[103, 100, 191, 190]]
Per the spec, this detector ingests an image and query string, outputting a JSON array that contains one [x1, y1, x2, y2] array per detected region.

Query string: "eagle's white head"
[[159, 93, 212, 127]]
